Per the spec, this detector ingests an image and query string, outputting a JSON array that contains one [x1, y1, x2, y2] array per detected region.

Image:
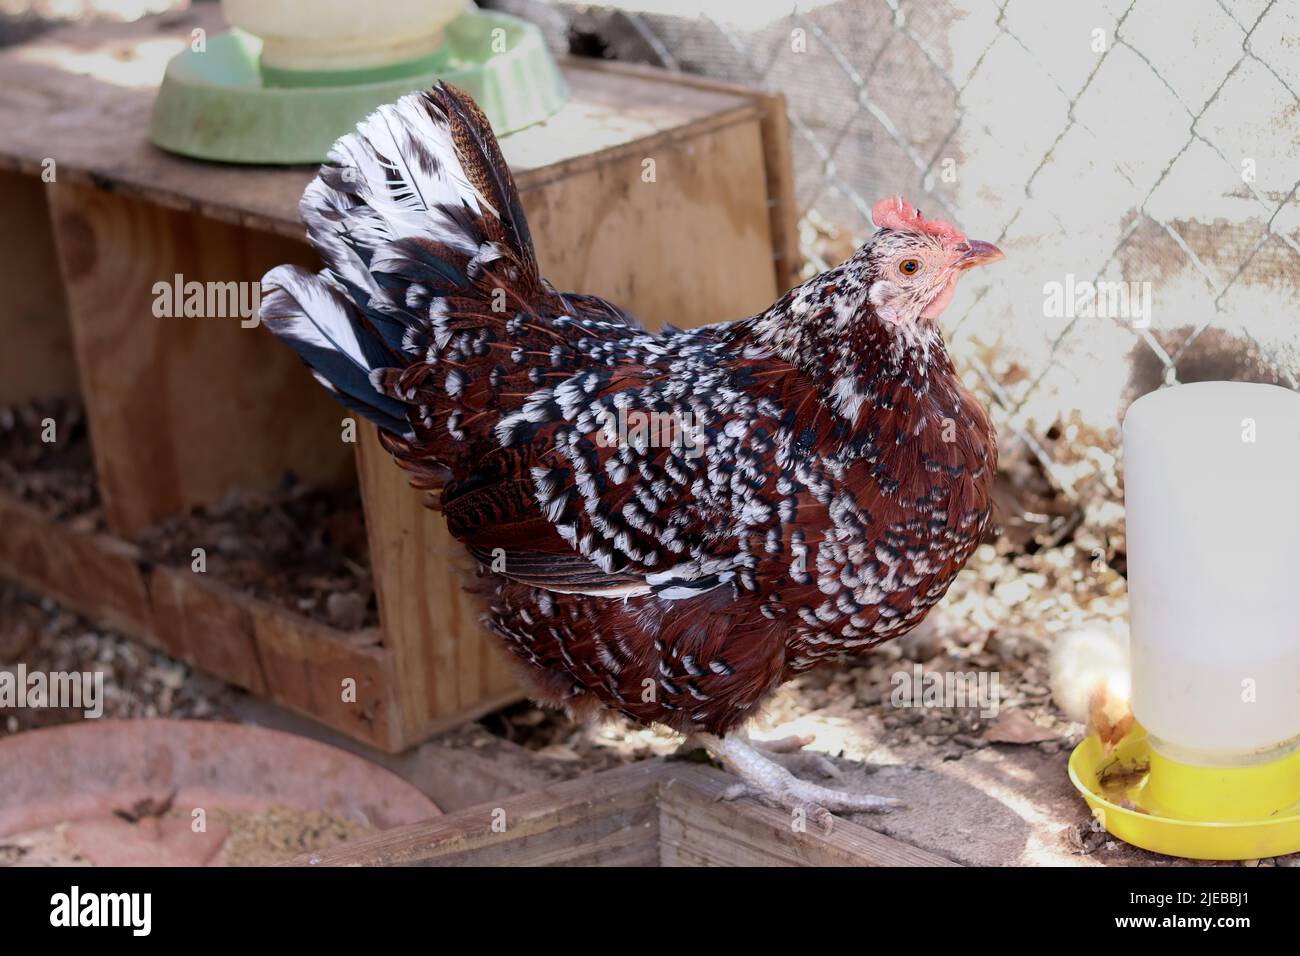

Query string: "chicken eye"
[[899, 258, 922, 276]]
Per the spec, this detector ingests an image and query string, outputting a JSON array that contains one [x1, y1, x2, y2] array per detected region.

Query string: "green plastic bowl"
[[150, 9, 568, 164]]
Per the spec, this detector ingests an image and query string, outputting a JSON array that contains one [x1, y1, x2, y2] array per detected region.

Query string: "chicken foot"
[[694, 732, 904, 833], [677, 730, 839, 777], [739, 730, 843, 779]]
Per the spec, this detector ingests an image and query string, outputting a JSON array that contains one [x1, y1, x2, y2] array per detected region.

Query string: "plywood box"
[[287, 760, 956, 867], [0, 8, 799, 750]]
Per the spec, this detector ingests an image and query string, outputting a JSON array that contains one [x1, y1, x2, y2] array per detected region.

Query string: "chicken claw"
[[745, 732, 842, 779], [697, 732, 904, 834]]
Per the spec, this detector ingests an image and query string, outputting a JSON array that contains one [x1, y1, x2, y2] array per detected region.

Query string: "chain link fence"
[[11, 0, 1295, 533], [494, 0, 1300, 537]]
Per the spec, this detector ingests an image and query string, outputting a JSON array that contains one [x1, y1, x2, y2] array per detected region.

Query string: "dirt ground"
[[4, 570, 1292, 867], [2, 397, 1295, 866]]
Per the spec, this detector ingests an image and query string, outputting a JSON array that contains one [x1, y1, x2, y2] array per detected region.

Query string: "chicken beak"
[[957, 239, 1004, 270]]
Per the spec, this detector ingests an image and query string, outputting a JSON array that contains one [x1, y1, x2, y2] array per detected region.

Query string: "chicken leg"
[[695, 732, 904, 833]]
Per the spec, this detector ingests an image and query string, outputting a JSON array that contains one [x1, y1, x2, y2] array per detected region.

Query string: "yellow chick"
[[1050, 627, 1134, 753]]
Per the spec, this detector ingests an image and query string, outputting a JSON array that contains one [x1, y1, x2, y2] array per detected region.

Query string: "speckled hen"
[[262, 83, 1003, 823]]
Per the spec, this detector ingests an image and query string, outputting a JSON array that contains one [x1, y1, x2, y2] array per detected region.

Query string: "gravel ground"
[[0, 584, 239, 736]]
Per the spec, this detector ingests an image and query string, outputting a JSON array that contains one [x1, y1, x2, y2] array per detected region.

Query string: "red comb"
[[870, 195, 965, 242]]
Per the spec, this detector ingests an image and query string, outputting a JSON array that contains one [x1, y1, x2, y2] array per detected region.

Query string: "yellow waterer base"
[[1068, 726, 1300, 860]]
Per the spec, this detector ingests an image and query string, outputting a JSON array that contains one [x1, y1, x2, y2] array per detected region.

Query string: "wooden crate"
[[0, 9, 799, 751], [288, 760, 956, 867]]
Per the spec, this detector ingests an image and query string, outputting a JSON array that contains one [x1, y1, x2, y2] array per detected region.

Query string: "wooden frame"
[[0, 9, 800, 750], [289, 760, 956, 867], [0, 489, 397, 746]]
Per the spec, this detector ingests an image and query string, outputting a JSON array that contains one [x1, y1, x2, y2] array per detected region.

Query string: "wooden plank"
[[289, 760, 665, 866], [0, 170, 77, 404], [566, 60, 802, 295], [0, 9, 762, 241], [147, 565, 268, 696], [0, 491, 154, 643], [45, 182, 355, 535], [754, 91, 804, 294], [292, 759, 956, 867], [355, 422, 522, 748], [658, 764, 959, 867], [524, 115, 778, 327], [251, 602, 395, 751]]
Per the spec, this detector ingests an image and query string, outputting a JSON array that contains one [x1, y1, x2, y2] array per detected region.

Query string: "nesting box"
[[0, 8, 798, 750]]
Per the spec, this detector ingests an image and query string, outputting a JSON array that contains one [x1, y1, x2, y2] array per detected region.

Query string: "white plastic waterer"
[[1069, 380, 1300, 858], [1124, 381, 1300, 768], [221, 0, 470, 76]]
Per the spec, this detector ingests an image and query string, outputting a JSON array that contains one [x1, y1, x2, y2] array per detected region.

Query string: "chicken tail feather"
[[260, 82, 547, 442]]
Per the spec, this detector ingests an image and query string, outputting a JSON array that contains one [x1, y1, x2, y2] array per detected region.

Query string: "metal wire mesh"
[[544, 0, 1300, 512]]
